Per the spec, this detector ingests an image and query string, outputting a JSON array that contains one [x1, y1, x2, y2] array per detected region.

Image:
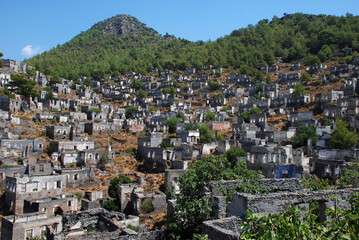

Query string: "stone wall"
[[204, 188, 359, 239], [64, 229, 167, 240], [227, 188, 359, 219], [0, 166, 26, 182], [208, 178, 304, 219], [202, 216, 241, 240], [206, 178, 303, 197]]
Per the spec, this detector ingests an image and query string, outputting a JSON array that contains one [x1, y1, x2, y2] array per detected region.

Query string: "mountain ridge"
[[26, 13, 359, 79]]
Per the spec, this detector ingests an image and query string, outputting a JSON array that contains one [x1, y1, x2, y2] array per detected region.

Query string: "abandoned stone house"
[[131, 189, 166, 215], [190, 81, 204, 90], [249, 113, 268, 131], [80, 190, 107, 210], [204, 64, 213, 70], [278, 72, 301, 83], [2, 204, 142, 240], [247, 145, 304, 178], [341, 77, 358, 95], [27, 162, 53, 176], [186, 68, 196, 75], [49, 141, 95, 153], [2, 59, 27, 73], [195, 75, 211, 82], [36, 76, 48, 89], [117, 183, 140, 213], [291, 63, 301, 70], [181, 130, 200, 145], [181, 143, 200, 160], [67, 112, 87, 123], [307, 63, 326, 74], [260, 65, 278, 73], [0, 70, 11, 87], [5, 174, 67, 215], [309, 149, 356, 182], [227, 74, 252, 87], [207, 121, 231, 131], [55, 167, 96, 188], [232, 121, 259, 141], [114, 77, 132, 86], [0, 139, 44, 157], [41, 99, 61, 111], [51, 83, 71, 95], [287, 111, 316, 127], [158, 75, 171, 82], [160, 70, 173, 76], [51, 151, 79, 167], [0, 166, 27, 185], [46, 125, 72, 140], [140, 76, 154, 82], [323, 105, 342, 119], [336, 98, 359, 116], [86, 110, 108, 121], [160, 80, 174, 89], [84, 122, 119, 135], [255, 128, 296, 144], [331, 65, 354, 78], [79, 149, 115, 167], [0, 95, 22, 112], [137, 132, 163, 150], [264, 84, 279, 99], [317, 90, 344, 109], [1, 212, 63, 240], [207, 97, 227, 108], [287, 95, 311, 109]]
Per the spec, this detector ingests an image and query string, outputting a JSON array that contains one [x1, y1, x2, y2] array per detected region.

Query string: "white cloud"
[[21, 45, 42, 58]]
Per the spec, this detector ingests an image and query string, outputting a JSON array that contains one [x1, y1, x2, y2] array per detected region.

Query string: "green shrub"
[[127, 224, 140, 232], [140, 198, 154, 213], [160, 141, 175, 148], [86, 108, 101, 114], [103, 199, 120, 212], [108, 175, 132, 198], [75, 192, 84, 200]]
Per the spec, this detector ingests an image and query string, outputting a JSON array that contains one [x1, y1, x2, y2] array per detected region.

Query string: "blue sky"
[[1, 0, 358, 61]]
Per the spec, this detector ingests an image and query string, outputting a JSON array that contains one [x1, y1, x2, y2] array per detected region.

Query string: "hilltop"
[[91, 14, 159, 37], [26, 13, 359, 79]]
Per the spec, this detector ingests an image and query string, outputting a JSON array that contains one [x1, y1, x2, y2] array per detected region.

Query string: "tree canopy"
[[125, 106, 138, 119], [291, 125, 319, 148], [225, 147, 247, 162], [240, 107, 261, 123], [0, 52, 4, 68], [331, 119, 358, 149], [7, 74, 39, 99], [292, 83, 307, 97], [164, 117, 182, 133], [198, 124, 213, 143], [204, 110, 215, 122]]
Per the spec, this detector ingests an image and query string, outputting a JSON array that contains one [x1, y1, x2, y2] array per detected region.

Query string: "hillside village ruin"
[[0, 54, 359, 240]]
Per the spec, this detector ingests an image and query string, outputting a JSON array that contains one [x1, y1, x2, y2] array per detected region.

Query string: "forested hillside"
[[26, 13, 359, 79]]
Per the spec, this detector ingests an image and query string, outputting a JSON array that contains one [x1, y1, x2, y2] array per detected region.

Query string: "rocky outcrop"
[[92, 14, 158, 37]]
